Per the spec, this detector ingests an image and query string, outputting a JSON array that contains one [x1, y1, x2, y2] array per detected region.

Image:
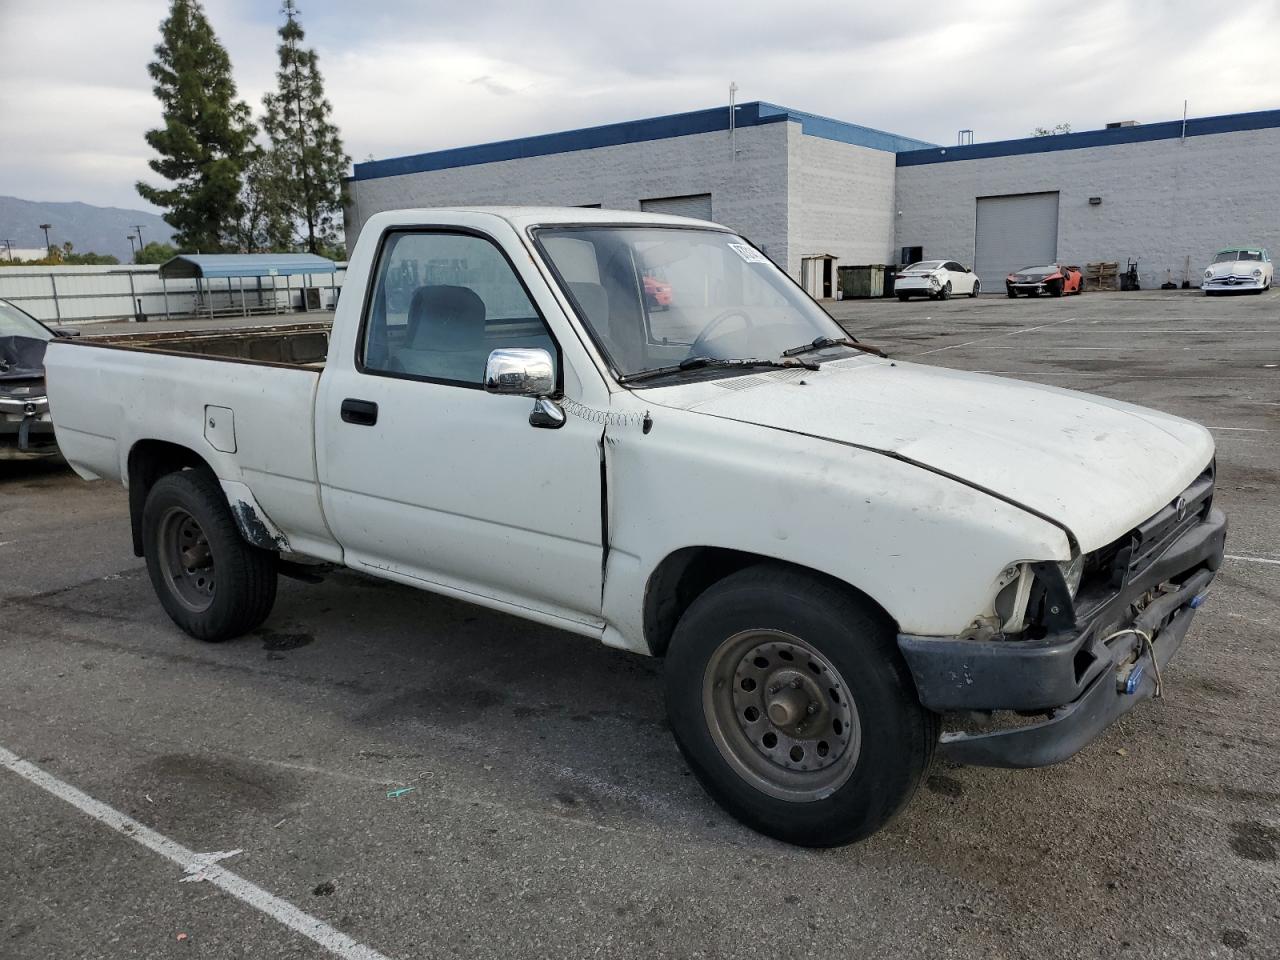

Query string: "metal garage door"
[[974, 192, 1059, 289], [640, 193, 713, 221]]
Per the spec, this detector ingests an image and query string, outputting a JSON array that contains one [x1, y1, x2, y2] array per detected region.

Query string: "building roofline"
[[896, 106, 1280, 166], [351, 101, 935, 182]]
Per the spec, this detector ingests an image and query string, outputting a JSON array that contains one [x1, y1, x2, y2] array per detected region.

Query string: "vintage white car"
[[894, 260, 981, 300], [1203, 247, 1273, 294]]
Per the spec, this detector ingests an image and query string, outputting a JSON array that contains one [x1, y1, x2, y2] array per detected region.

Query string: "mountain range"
[[0, 196, 175, 263]]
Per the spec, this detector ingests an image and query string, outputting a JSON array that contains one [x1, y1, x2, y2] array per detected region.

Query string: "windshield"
[[535, 226, 850, 380], [1015, 265, 1056, 276], [1215, 249, 1262, 263], [903, 261, 943, 272], [0, 299, 52, 341]]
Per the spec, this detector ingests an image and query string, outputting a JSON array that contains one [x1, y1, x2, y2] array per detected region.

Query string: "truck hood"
[[643, 356, 1213, 551]]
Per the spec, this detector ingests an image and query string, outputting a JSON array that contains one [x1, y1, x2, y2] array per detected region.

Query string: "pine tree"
[[228, 149, 291, 253], [261, 0, 350, 254], [137, 0, 255, 251]]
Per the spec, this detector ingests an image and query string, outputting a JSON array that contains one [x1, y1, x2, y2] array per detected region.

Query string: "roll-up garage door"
[[640, 193, 713, 221], [973, 192, 1059, 289]]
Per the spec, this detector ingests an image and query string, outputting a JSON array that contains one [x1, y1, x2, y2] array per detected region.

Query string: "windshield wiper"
[[781, 335, 884, 358], [619, 355, 817, 385]]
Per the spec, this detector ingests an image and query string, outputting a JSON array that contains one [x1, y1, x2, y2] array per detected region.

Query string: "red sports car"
[[1005, 264, 1083, 297], [643, 274, 673, 310]]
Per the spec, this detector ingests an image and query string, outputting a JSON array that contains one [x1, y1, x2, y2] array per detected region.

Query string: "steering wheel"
[[689, 308, 755, 358]]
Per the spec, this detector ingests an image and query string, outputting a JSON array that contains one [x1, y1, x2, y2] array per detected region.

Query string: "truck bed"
[[45, 329, 337, 560], [88, 322, 330, 367]]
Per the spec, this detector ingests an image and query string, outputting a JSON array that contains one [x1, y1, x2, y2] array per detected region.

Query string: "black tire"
[[938, 281, 952, 301], [969, 280, 981, 298], [897, 293, 910, 302], [142, 469, 278, 641], [1049, 279, 1064, 297], [663, 564, 938, 847], [1006, 286, 1017, 298]]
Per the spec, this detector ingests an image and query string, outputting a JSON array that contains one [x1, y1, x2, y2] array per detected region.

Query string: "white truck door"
[[316, 227, 604, 630]]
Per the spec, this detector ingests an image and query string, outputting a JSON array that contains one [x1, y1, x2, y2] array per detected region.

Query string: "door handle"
[[340, 398, 378, 426]]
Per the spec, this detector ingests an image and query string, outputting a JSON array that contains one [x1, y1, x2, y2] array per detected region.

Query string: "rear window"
[[904, 261, 943, 271]]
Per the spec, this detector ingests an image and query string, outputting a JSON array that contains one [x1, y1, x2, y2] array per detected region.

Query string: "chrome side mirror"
[[483, 347, 565, 430], [484, 348, 554, 397]]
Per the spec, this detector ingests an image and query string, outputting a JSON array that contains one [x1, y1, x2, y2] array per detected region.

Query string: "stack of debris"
[[1084, 262, 1119, 292]]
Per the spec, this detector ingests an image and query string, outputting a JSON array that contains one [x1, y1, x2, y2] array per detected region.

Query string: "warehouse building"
[[344, 101, 1280, 295]]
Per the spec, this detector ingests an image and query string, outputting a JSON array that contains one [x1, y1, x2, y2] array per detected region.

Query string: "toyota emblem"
[[1174, 496, 1188, 522]]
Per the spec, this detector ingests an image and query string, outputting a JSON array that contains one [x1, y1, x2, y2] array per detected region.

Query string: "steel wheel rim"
[[158, 506, 215, 613], [702, 629, 861, 802]]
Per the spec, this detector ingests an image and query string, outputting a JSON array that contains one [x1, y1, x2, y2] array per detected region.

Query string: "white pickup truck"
[[46, 207, 1227, 846]]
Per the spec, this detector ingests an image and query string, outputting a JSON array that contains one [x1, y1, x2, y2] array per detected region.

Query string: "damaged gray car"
[[0, 298, 78, 459]]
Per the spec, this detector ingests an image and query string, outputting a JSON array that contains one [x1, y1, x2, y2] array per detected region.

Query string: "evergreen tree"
[[137, 0, 255, 251], [261, 0, 350, 254], [227, 149, 291, 253]]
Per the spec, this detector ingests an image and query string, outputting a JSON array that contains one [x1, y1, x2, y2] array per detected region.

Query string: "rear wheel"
[[664, 565, 938, 847], [897, 293, 910, 302], [938, 281, 952, 301], [142, 470, 278, 641]]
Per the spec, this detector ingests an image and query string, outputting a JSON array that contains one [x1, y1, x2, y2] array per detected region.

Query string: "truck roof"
[[361, 206, 728, 232]]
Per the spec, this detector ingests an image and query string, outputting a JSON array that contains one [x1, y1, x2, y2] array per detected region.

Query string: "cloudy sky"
[[2, 0, 1278, 212]]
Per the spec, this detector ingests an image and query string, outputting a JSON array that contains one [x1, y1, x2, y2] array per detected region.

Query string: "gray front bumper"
[[898, 507, 1227, 768]]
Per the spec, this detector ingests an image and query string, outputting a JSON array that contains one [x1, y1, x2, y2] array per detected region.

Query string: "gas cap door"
[[204, 405, 237, 453]]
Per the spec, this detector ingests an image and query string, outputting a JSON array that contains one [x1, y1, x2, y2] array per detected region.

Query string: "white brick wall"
[[788, 133, 898, 271], [345, 122, 795, 274], [894, 126, 1280, 288]]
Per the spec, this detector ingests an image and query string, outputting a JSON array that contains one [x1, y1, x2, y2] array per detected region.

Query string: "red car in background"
[[1005, 264, 1083, 297], [643, 274, 673, 310]]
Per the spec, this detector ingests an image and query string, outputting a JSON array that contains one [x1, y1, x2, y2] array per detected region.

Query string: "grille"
[[1089, 463, 1215, 590]]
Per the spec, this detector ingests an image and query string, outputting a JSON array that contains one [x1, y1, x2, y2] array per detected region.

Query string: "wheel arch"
[[642, 546, 898, 658], [126, 440, 217, 557]]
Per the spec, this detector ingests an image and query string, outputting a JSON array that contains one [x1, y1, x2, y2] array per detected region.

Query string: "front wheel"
[[142, 469, 278, 641], [663, 565, 938, 847], [969, 280, 981, 298], [897, 293, 910, 302], [1006, 286, 1017, 298]]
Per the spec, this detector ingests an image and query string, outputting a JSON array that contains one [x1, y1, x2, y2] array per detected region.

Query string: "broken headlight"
[[1059, 555, 1085, 599], [994, 558, 1081, 636]]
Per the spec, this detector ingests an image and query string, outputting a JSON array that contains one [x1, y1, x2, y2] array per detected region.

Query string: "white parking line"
[[908, 317, 1076, 357], [1225, 554, 1280, 566], [0, 745, 391, 960]]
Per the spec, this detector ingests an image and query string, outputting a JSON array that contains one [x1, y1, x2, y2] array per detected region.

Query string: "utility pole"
[[127, 234, 139, 259], [132, 225, 145, 250], [39, 223, 53, 254], [728, 81, 739, 162], [1, 239, 12, 261]]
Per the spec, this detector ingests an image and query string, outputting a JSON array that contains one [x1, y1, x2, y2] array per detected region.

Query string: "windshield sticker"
[[727, 243, 769, 264]]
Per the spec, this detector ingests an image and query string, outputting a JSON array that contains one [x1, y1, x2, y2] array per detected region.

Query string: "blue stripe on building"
[[896, 108, 1280, 166], [352, 101, 936, 182]]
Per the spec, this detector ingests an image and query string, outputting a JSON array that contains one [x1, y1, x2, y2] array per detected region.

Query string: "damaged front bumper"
[[897, 505, 1227, 768], [0, 394, 59, 459]]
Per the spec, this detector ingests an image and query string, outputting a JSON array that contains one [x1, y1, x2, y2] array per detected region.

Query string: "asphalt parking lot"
[[2, 289, 1277, 959]]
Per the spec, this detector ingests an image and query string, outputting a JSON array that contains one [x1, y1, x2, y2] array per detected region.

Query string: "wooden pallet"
[[1084, 261, 1119, 292]]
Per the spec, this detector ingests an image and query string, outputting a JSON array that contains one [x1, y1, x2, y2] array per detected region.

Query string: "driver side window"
[[361, 231, 557, 386]]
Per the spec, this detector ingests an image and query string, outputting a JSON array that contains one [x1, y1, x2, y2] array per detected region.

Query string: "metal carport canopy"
[[158, 253, 336, 280]]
